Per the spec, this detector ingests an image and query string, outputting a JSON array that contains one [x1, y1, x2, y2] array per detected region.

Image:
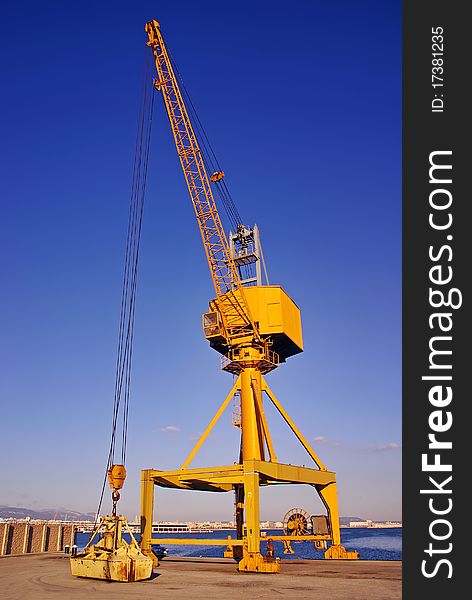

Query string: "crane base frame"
[[140, 460, 357, 572], [140, 375, 358, 572]]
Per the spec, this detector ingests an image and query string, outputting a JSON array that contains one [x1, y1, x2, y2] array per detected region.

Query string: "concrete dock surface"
[[0, 553, 402, 599]]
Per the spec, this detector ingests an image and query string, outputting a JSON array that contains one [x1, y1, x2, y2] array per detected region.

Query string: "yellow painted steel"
[[140, 469, 157, 566], [241, 369, 263, 461], [139, 369, 358, 567], [107, 464, 126, 491], [70, 465, 156, 581], [251, 375, 277, 462], [262, 381, 327, 471], [210, 171, 225, 182], [243, 286, 303, 354], [139, 370, 358, 568], [140, 18, 358, 573], [70, 515, 153, 582], [181, 379, 240, 470], [204, 286, 303, 364], [150, 538, 244, 546]]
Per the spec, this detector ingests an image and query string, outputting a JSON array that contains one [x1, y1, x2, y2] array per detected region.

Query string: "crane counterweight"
[[204, 285, 303, 371]]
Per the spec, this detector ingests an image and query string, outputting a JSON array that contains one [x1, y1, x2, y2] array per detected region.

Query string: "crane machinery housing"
[[71, 18, 358, 582]]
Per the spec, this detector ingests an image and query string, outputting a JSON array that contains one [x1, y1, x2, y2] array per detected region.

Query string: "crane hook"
[[108, 464, 126, 516]]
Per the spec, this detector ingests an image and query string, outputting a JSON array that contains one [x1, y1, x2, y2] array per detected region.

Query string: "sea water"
[[75, 527, 402, 561]]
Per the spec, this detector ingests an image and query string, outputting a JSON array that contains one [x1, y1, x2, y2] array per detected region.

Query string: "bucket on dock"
[[70, 515, 153, 582]]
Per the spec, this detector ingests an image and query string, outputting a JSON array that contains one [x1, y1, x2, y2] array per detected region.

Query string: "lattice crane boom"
[[145, 20, 257, 348]]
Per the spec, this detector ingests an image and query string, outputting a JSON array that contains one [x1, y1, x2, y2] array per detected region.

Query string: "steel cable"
[[92, 52, 154, 525], [168, 52, 243, 231]]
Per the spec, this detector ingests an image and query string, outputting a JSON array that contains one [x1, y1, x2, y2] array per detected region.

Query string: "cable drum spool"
[[283, 508, 312, 539]]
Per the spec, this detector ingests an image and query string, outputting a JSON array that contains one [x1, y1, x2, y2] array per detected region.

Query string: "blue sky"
[[0, 1, 401, 522]]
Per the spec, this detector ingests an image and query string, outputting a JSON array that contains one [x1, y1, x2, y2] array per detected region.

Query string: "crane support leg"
[[237, 471, 280, 573], [241, 369, 264, 461], [317, 482, 358, 560], [140, 469, 158, 566], [245, 472, 260, 554]]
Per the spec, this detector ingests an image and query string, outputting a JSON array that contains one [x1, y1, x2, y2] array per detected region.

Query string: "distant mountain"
[[0, 506, 365, 525], [0, 505, 95, 521]]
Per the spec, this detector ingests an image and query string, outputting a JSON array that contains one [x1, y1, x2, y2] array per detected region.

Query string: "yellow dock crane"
[[70, 17, 357, 582], [139, 20, 358, 573]]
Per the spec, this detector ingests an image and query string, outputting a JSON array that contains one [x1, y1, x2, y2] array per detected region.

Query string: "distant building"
[[349, 520, 372, 528], [348, 519, 402, 528]]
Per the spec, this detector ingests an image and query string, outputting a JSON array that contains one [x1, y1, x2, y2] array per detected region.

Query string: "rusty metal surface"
[[70, 549, 153, 582]]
